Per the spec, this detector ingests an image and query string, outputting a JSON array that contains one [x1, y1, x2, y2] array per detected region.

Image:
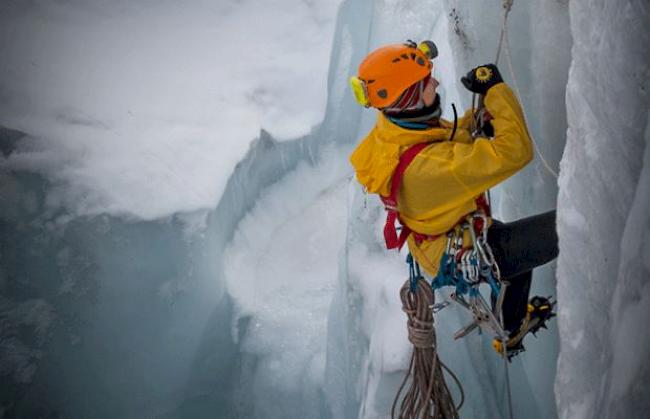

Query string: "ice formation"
[[222, 145, 350, 418], [555, 1, 650, 418], [1, 0, 648, 418]]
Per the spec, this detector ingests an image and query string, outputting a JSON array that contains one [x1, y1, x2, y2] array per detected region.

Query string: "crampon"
[[492, 296, 556, 359]]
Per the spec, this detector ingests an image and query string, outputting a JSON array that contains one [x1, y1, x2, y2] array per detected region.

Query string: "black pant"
[[487, 211, 558, 334]]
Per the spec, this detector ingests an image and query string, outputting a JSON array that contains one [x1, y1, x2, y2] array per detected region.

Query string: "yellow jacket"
[[349, 83, 533, 276]]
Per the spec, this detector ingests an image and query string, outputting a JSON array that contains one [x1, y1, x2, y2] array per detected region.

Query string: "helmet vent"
[[392, 58, 401, 63], [410, 53, 416, 60], [401, 54, 408, 60]]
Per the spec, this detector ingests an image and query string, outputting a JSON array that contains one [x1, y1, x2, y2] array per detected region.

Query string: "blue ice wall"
[[0, 123, 333, 417]]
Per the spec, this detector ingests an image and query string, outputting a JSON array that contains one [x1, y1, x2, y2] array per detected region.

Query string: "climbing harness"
[[381, 139, 488, 251], [429, 211, 509, 343], [381, 142, 505, 331], [381, 142, 437, 250]]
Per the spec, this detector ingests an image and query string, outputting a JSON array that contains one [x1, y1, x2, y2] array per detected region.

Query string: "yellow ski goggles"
[[349, 76, 371, 107]]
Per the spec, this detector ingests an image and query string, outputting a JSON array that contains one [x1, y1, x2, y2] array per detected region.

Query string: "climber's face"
[[422, 77, 439, 107]]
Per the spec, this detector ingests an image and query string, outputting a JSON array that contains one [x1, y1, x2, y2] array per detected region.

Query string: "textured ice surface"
[[0, 154, 236, 417], [0, 0, 341, 219], [223, 145, 349, 418], [0, 2, 342, 412], [555, 1, 650, 418], [0, 125, 336, 417], [1, 0, 648, 417]]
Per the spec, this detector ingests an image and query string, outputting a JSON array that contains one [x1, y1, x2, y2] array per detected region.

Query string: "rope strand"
[[501, 22, 559, 179], [495, 0, 559, 180], [494, 0, 513, 65], [391, 279, 463, 419]]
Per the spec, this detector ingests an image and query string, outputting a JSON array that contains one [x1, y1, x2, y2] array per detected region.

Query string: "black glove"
[[461, 64, 503, 95]]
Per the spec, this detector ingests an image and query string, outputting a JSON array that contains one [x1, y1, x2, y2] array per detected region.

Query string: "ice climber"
[[348, 40, 559, 356]]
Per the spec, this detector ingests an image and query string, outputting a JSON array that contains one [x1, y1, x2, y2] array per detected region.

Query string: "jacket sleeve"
[[446, 83, 534, 197]]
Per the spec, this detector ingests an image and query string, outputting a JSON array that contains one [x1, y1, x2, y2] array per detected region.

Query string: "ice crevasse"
[[0, 0, 648, 418]]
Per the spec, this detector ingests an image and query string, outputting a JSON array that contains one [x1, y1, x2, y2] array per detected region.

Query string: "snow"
[[223, 145, 349, 417], [0, 0, 341, 219]]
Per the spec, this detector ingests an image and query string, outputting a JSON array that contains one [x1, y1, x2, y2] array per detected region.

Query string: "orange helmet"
[[350, 40, 437, 109]]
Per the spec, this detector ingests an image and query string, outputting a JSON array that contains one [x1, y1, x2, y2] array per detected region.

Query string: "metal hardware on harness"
[[431, 211, 508, 341], [471, 107, 492, 138], [431, 301, 451, 313]]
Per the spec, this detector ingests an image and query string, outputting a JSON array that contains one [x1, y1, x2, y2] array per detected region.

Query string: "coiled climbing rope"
[[391, 278, 464, 419]]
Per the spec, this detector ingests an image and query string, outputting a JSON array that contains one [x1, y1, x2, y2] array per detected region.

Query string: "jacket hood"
[[349, 112, 454, 196]]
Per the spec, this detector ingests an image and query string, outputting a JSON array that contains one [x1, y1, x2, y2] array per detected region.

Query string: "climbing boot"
[[492, 296, 556, 359]]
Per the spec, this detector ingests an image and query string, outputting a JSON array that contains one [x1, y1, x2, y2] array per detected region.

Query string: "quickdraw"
[[428, 210, 509, 342], [401, 200, 509, 345]]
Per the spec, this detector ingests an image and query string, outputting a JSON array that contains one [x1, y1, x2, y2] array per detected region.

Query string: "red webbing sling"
[[380, 143, 430, 250], [380, 142, 491, 250]]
